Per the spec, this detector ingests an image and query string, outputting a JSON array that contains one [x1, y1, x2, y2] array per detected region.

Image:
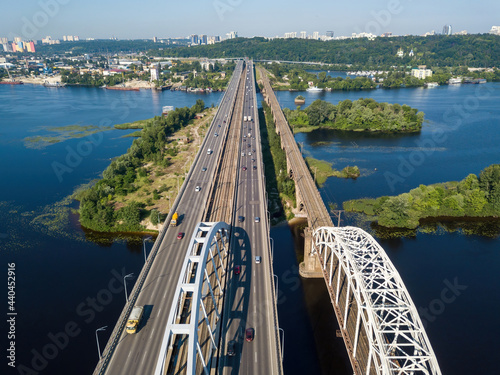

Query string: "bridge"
[[258, 66, 442, 375], [92, 61, 441, 375]]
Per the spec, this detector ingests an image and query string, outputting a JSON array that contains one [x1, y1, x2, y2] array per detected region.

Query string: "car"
[[214, 133, 218, 137], [218, 124, 221, 127], [243, 135, 246, 138], [255, 256, 261, 264], [248, 144, 251, 147], [248, 152, 252, 156], [195, 186, 201, 192], [241, 152, 245, 156], [251, 158, 255, 162], [254, 217, 260, 223], [243, 139, 246, 142], [242, 166, 247, 171], [238, 216, 244, 223], [252, 149, 256, 152], [234, 265, 241, 275], [245, 328, 254, 342], [253, 166, 257, 170], [227, 340, 236, 356], [201, 167, 207, 172], [177, 232, 184, 240]]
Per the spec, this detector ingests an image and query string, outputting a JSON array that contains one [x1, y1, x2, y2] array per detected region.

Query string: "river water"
[[1, 82, 499, 375]]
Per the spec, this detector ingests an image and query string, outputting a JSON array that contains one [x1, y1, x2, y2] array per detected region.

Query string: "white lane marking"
[[255, 351, 257, 363]]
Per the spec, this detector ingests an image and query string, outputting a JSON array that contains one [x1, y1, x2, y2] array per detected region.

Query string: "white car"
[[195, 186, 201, 192]]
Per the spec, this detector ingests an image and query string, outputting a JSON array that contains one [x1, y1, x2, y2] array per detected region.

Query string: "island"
[[74, 100, 210, 233], [343, 164, 500, 229], [283, 98, 424, 133]]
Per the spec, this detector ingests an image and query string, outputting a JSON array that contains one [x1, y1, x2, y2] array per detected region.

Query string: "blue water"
[[272, 83, 500, 375], [1, 82, 499, 375], [0, 85, 223, 375]]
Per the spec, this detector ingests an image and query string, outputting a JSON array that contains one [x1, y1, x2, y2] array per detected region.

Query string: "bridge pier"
[[299, 227, 323, 278]]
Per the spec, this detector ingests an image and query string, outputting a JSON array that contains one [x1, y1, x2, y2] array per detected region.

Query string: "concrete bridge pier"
[[299, 227, 323, 278]]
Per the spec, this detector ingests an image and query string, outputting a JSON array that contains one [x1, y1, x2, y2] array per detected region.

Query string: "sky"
[[1, 0, 499, 41]]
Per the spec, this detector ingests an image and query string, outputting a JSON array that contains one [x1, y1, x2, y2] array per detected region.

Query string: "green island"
[[344, 164, 500, 230], [73, 99, 210, 233], [24, 124, 111, 149], [260, 101, 296, 221], [283, 98, 424, 133], [305, 157, 360, 186]]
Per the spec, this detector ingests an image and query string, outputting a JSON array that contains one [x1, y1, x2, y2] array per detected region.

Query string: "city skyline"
[[1, 0, 499, 41]]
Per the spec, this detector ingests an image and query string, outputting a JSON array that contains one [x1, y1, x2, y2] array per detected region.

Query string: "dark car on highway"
[[245, 328, 254, 342]]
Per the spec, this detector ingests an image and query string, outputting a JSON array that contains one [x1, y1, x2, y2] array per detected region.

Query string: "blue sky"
[[1, 0, 499, 40]]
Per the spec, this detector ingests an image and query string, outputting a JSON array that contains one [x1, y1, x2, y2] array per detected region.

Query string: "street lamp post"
[[273, 274, 278, 300], [123, 273, 134, 303], [95, 326, 107, 360], [278, 327, 284, 362], [143, 236, 153, 263]]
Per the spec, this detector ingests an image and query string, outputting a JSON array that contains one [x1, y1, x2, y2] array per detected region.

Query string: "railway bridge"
[[258, 66, 441, 375]]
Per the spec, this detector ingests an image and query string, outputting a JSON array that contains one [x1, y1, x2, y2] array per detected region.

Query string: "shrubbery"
[[283, 98, 424, 132], [344, 164, 500, 228], [76, 100, 205, 232]]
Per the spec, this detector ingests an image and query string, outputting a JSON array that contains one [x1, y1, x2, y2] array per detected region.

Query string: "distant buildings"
[[411, 65, 433, 79], [226, 31, 238, 39], [490, 26, 500, 35], [41, 36, 60, 45], [300, 31, 307, 39], [442, 25, 452, 35], [63, 35, 80, 42], [326, 31, 334, 38], [312, 31, 319, 40], [150, 64, 160, 81]]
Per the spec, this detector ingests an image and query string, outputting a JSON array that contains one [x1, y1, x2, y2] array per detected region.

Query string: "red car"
[[177, 232, 184, 240], [245, 328, 254, 342], [234, 265, 241, 275]]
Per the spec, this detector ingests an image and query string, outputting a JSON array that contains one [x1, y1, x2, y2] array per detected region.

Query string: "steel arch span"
[[312, 226, 441, 375], [154, 222, 230, 375]]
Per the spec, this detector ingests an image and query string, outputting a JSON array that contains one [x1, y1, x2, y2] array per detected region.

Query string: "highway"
[[218, 61, 282, 375], [95, 60, 244, 375]]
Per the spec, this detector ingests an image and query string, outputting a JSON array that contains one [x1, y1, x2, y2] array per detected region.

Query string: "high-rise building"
[[14, 37, 22, 43], [226, 31, 238, 39], [150, 64, 160, 81], [300, 31, 307, 39], [190, 34, 199, 45], [313, 31, 319, 40], [326, 31, 334, 37], [200, 35, 208, 44], [153, 36, 158, 43], [442, 25, 452, 35], [0, 37, 8, 44]]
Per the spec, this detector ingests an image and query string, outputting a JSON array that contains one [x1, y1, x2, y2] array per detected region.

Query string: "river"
[[1, 82, 499, 375]]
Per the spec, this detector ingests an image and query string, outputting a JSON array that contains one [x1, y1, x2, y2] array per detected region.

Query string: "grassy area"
[[306, 157, 360, 186], [24, 124, 111, 149], [114, 119, 151, 129]]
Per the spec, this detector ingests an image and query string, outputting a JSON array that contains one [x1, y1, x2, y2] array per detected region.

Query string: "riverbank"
[[75, 101, 213, 233], [344, 164, 500, 232]]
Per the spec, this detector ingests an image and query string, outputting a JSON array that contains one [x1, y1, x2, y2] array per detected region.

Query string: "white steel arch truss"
[[154, 222, 230, 375], [312, 226, 441, 375]]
